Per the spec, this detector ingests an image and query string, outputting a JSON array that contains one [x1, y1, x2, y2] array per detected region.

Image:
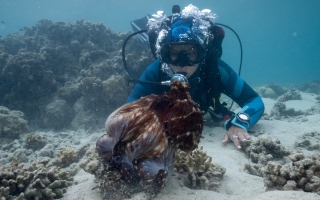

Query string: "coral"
[[305, 106, 320, 115], [295, 132, 320, 151], [57, 147, 79, 166], [57, 81, 81, 104], [242, 137, 290, 177], [79, 146, 100, 176], [300, 80, 320, 94], [70, 97, 105, 130], [0, 51, 57, 121], [26, 133, 47, 150], [270, 101, 304, 119], [42, 98, 75, 130], [77, 77, 103, 110], [255, 83, 286, 99], [101, 75, 128, 106], [40, 45, 78, 78], [0, 158, 73, 199], [261, 152, 320, 195], [1, 33, 26, 55], [0, 106, 28, 139], [47, 147, 79, 168], [255, 86, 277, 99], [72, 76, 113, 129], [269, 88, 317, 119], [270, 102, 285, 119], [267, 83, 286, 96], [0, 19, 153, 130], [277, 89, 302, 102], [0, 51, 9, 73], [174, 146, 226, 190]]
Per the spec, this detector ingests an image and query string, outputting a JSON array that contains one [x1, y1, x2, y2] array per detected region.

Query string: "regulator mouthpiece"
[[161, 73, 188, 86]]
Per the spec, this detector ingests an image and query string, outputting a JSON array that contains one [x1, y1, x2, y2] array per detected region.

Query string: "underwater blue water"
[[0, 0, 319, 86]]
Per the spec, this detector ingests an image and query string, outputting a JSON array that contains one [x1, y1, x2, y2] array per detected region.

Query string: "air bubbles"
[[201, 9, 211, 13]]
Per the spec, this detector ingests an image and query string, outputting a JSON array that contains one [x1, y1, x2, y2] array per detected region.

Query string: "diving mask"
[[160, 43, 205, 67]]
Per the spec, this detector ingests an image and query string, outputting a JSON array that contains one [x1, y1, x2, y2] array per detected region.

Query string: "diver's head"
[[148, 4, 216, 78]]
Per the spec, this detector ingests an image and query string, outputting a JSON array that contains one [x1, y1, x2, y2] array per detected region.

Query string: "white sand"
[[62, 93, 320, 200]]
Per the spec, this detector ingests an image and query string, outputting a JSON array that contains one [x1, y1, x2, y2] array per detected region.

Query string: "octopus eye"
[[114, 155, 122, 164]]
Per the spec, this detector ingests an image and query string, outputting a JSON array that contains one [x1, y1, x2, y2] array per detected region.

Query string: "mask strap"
[[166, 30, 172, 43]]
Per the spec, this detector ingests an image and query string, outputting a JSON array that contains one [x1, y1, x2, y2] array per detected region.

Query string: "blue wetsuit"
[[127, 59, 264, 130]]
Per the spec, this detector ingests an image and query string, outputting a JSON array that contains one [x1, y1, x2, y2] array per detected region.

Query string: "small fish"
[[19, 28, 23, 31], [0, 21, 4, 24]]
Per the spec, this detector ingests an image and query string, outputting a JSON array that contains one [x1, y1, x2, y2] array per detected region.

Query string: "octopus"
[[96, 81, 204, 191]]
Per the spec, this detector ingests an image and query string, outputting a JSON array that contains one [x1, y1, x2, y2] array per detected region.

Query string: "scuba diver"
[[126, 4, 265, 149]]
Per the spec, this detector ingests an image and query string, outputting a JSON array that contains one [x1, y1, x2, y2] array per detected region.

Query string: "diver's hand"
[[221, 125, 251, 149]]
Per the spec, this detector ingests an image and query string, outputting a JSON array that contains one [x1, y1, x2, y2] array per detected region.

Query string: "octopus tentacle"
[[112, 142, 138, 183], [96, 134, 114, 161], [133, 142, 174, 186]]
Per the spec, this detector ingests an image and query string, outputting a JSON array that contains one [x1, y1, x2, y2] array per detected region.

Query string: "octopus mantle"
[[96, 81, 204, 187]]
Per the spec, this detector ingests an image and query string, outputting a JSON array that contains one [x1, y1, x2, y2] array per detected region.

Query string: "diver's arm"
[[218, 59, 265, 130], [126, 59, 162, 103]]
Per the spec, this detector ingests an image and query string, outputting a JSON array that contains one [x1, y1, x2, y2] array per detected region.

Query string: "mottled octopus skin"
[[96, 81, 204, 187]]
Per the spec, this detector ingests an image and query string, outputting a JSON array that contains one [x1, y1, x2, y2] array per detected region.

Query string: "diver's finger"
[[230, 135, 241, 149], [237, 132, 247, 142], [222, 133, 229, 144], [244, 132, 251, 140]]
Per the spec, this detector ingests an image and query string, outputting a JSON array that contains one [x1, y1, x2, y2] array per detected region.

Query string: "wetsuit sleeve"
[[217, 59, 265, 130], [126, 59, 163, 103]]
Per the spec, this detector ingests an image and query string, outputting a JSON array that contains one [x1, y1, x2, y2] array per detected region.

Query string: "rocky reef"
[[0, 106, 28, 139], [0, 19, 153, 131]]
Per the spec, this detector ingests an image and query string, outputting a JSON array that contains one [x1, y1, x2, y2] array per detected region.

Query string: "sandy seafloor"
[[57, 91, 320, 200]]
